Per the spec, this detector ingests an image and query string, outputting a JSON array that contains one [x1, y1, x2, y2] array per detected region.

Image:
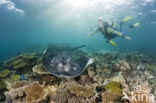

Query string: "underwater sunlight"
[[0, 0, 156, 103]]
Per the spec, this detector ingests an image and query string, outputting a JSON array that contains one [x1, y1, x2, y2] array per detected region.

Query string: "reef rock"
[[8, 87, 24, 100], [114, 60, 131, 72], [45, 85, 57, 97], [11, 80, 28, 89]]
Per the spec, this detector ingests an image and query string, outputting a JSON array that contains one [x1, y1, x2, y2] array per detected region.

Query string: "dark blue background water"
[[0, 0, 156, 61]]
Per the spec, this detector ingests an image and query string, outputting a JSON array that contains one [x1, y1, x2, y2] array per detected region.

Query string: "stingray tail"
[[73, 45, 86, 50]]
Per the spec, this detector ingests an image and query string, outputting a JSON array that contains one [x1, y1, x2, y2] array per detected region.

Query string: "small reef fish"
[[137, 64, 142, 70], [20, 74, 28, 80]]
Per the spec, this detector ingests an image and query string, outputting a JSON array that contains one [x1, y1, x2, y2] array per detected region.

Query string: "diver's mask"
[[98, 19, 104, 28]]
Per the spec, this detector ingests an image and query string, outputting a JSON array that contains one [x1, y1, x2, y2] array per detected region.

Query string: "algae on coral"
[[20, 53, 36, 59], [10, 74, 20, 81], [13, 62, 26, 69], [0, 80, 6, 90], [0, 69, 11, 78], [105, 81, 122, 94], [12, 59, 23, 65], [146, 64, 156, 70]]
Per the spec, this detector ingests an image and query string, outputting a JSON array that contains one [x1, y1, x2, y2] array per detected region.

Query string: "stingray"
[[42, 45, 94, 78]]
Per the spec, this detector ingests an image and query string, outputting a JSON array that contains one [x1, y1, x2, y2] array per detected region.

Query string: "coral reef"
[[10, 74, 20, 81], [114, 60, 131, 72], [21, 53, 37, 59], [24, 82, 46, 103], [68, 82, 96, 98], [51, 88, 72, 103], [146, 64, 156, 70], [45, 85, 57, 97], [51, 85, 96, 103], [105, 81, 122, 94], [40, 75, 55, 84], [101, 91, 123, 103], [0, 45, 156, 103], [8, 87, 24, 100], [0, 80, 6, 90], [13, 61, 26, 69], [3, 53, 39, 71], [11, 80, 28, 89], [0, 69, 11, 78], [32, 64, 50, 75]]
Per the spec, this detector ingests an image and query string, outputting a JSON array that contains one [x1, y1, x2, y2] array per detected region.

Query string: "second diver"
[[89, 16, 140, 46]]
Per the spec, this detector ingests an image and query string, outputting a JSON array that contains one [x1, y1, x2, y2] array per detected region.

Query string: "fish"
[[137, 64, 142, 70]]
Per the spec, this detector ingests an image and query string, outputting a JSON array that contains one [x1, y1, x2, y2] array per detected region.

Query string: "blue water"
[[0, 0, 156, 61]]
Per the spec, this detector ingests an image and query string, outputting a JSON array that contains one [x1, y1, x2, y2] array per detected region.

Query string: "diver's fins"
[[112, 23, 116, 29], [88, 29, 99, 38], [125, 22, 140, 33], [121, 16, 132, 23], [120, 16, 132, 31], [108, 40, 116, 46], [130, 22, 140, 28]]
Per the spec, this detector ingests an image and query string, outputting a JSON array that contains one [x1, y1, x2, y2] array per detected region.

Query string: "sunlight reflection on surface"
[[67, 0, 134, 9]]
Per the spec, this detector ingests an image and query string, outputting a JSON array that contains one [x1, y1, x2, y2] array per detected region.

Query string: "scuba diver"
[[89, 16, 140, 46]]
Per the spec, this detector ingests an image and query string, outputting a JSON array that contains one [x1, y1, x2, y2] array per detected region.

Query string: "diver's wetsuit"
[[98, 23, 109, 38], [98, 21, 122, 41]]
